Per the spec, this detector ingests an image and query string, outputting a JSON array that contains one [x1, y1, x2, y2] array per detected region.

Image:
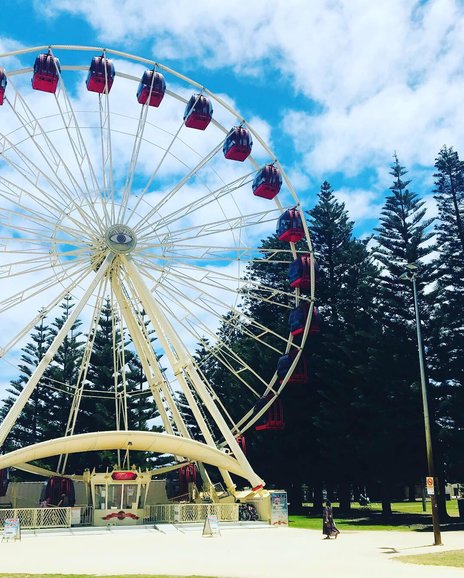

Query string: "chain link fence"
[[144, 502, 240, 523], [0, 507, 71, 529]]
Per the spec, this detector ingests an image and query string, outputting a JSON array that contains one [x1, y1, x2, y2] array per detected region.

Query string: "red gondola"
[[254, 395, 285, 431], [235, 435, 246, 455], [136, 69, 166, 107], [31, 52, 61, 94], [42, 476, 75, 506], [166, 464, 197, 500], [277, 208, 305, 243], [223, 126, 253, 161], [0, 69, 7, 105], [183, 94, 213, 130], [289, 303, 321, 337], [252, 164, 282, 199], [0, 468, 9, 497], [288, 254, 317, 290], [86, 55, 115, 94], [276, 351, 308, 384]]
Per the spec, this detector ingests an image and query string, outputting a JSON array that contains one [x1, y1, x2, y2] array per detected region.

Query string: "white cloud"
[[41, 0, 464, 189]]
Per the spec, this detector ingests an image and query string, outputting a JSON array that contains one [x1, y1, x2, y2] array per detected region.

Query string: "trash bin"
[[457, 498, 464, 519]]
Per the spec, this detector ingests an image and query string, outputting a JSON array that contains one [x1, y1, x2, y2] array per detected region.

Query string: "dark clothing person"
[[322, 501, 340, 539]]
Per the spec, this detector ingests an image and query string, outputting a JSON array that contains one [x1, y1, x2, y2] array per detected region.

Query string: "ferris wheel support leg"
[[123, 257, 265, 492], [112, 274, 215, 492], [122, 258, 238, 493], [0, 255, 114, 448]]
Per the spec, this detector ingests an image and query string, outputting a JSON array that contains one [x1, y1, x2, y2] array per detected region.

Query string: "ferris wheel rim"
[[0, 44, 315, 481]]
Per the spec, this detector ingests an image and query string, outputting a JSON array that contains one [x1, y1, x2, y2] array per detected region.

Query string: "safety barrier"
[[0, 507, 71, 529], [144, 502, 240, 523]]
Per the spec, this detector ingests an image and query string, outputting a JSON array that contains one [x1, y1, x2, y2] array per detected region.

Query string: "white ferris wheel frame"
[[0, 45, 316, 494]]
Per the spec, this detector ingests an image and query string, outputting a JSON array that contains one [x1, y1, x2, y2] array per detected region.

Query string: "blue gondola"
[[289, 303, 321, 337], [136, 69, 166, 107], [223, 126, 253, 161], [31, 52, 61, 93], [276, 351, 308, 384], [277, 208, 305, 243], [0, 68, 7, 105], [254, 395, 284, 431], [183, 94, 213, 130], [252, 164, 282, 199], [288, 254, 317, 290], [86, 55, 115, 94]]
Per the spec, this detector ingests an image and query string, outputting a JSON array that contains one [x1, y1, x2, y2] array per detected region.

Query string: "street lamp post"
[[400, 263, 442, 546]]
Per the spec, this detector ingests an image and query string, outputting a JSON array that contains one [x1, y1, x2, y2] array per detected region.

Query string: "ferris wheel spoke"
[[134, 142, 242, 237], [137, 257, 291, 350], [151, 287, 270, 396], [117, 101, 151, 224], [0, 132, 100, 238], [4, 86, 100, 235], [148, 207, 280, 246], [97, 61, 115, 224], [0, 262, 92, 358]]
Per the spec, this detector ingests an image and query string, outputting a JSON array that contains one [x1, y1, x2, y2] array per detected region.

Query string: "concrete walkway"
[[1, 524, 464, 577]]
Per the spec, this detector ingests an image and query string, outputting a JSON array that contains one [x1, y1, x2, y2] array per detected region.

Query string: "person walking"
[[322, 500, 340, 539]]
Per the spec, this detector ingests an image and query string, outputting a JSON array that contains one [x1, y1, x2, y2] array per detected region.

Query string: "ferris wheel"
[[0, 45, 316, 495]]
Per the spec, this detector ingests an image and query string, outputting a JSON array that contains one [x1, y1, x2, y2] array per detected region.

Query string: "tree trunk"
[[312, 480, 323, 515], [339, 481, 352, 514], [380, 481, 392, 518]]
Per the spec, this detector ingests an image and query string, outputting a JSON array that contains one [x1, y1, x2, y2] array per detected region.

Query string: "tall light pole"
[[400, 263, 442, 546]]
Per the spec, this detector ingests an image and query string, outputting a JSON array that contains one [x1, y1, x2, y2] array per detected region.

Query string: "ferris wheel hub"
[[105, 224, 137, 254]]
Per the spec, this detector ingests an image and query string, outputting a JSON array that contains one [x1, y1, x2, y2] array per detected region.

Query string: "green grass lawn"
[[397, 549, 464, 568], [290, 500, 462, 532]]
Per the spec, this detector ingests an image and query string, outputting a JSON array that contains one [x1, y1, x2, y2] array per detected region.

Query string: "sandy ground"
[[1, 524, 464, 577]]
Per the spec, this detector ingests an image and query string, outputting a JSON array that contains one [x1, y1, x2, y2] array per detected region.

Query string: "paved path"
[[1, 525, 464, 577]]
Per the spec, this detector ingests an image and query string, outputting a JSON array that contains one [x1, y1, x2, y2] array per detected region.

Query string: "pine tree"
[[0, 312, 52, 452], [372, 154, 436, 515], [307, 181, 380, 512], [431, 146, 464, 485]]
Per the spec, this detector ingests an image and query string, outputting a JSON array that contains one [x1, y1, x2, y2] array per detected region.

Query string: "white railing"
[[0, 507, 71, 529], [144, 502, 240, 523]]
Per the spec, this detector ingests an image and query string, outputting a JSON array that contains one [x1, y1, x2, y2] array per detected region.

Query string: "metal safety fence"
[[0, 507, 71, 529], [144, 502, 240, 524]]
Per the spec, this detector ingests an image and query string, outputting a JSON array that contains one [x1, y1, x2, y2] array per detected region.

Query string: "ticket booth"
[[89, 468, 151, 526]]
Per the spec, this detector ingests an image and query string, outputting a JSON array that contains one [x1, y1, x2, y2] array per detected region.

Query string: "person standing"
[[322, 500, 340, 539]]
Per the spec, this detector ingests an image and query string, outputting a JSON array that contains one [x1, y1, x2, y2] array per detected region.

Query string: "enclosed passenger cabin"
[[0, 468, 9, 497], [31, 52, 61, 93], [276, 351, 308, 385], [289, 303, 321, 337], [252, 164, 282, 199], [166, 464, 197, 500], [86, 55, 115, 94], [42, 476, 75, 506], [183, 94, 213, 130], [277, 208, 305, 243], [223, 126, 253, 161], [254, 395, 284, 431], [0, 69, 7, 105], [235, 435, 246, 455], [288, 254, 317, 290], [136, 69, 166, 107], [90, 468, 151, 526]]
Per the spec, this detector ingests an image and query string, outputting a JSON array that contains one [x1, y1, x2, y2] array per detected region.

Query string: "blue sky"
[[3, 0, 464, 237]]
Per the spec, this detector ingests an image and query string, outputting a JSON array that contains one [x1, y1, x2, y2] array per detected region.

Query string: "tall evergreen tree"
[[430, 146, 464, 485], [372, 154, 436, 514], [0, 312, 52, 452], [307, 181, 380, 512]]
